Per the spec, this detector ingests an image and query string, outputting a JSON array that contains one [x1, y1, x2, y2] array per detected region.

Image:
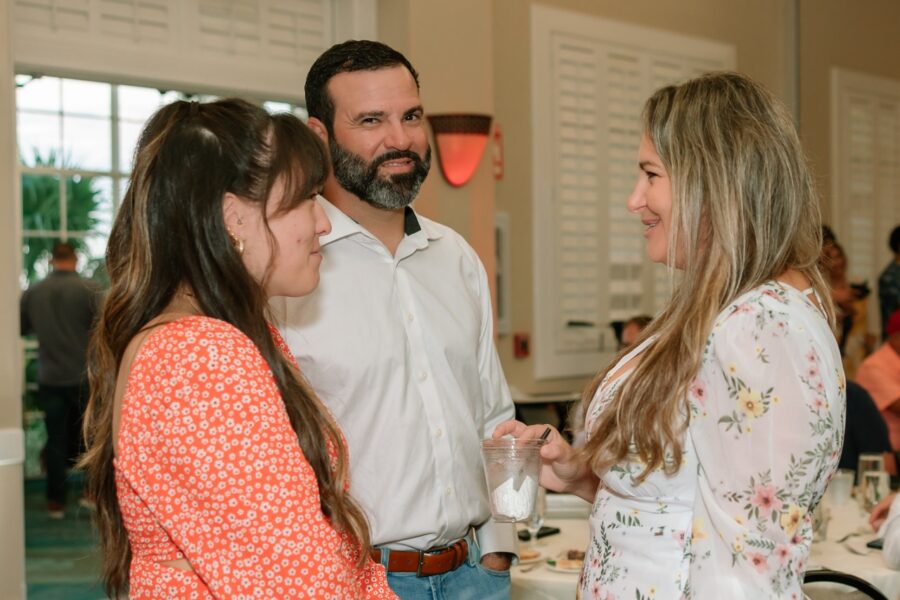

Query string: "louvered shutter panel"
[[605, 50, 645, 324], [15, 0, 90, 31], [532, 5, 734, 378], [12, 0, 362, 102], [98, 0, 169, 42], [834, 70, 900, 334], [845, 96, 878, 282], [554, 38, 603, 355]]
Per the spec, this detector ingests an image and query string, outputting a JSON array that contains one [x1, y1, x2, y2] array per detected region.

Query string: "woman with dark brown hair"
[[80, 98, 395, 598]]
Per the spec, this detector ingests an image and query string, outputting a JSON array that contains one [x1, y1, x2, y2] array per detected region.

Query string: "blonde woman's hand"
[[492, 420, 599, 501]]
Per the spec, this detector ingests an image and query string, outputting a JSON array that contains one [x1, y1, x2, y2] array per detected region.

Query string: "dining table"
[[509, 494, 900, 599], [807, 497, 900, 599]]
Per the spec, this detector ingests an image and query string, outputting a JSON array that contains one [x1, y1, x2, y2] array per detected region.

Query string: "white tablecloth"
[[807, 498, 900, 599], [510, 498, 900, 600]]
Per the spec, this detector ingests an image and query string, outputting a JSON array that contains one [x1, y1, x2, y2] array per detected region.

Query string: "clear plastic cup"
[[481, 437, 546, 522], [825, 468, 854, 505]]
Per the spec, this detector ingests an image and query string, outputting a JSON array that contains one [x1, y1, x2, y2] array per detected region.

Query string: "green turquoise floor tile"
[[25, 476, 105, 599]]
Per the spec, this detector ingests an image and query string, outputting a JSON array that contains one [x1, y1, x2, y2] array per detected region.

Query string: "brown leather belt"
[[371, 539, 468, 576]]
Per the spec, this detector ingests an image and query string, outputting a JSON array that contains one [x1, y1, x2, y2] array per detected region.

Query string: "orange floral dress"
[[114, 316, 395, 599]]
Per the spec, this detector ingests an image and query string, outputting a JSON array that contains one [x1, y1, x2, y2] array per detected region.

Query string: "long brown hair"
[[581, 72, 834, 481], [80, 98, 371, 596]]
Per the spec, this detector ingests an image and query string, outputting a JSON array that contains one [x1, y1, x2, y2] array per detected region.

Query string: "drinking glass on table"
[[857, 453, 886, 509], [526, 488, 546, 547]]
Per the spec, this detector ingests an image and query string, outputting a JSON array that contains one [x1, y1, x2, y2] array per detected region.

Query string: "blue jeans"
[[380, 533, 511, 600]]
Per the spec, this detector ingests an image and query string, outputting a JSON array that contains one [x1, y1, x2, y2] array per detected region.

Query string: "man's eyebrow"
[[404, 106, 424, 116], [639, 160, 663, 170]]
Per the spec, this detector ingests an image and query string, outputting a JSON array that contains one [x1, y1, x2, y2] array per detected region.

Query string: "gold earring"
[[226, 227, 244, 255]]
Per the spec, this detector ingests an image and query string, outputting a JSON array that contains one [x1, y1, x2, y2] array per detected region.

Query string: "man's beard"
[[330, 137, 431, 210]]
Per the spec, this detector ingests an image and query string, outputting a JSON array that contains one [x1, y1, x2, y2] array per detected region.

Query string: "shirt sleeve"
[[117, 321, 395, 598], [856, 349, 900, 412], [470, 251, 519, 558], [687, 305, 844, 598]]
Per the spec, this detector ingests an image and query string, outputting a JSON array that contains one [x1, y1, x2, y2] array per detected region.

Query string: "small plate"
[[517, 550, 542, 565]]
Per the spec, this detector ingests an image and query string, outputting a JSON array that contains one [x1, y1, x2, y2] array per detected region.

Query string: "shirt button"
[[418, 371, 428, 381], [445, 487, 452, 496], [435, 428, 443, 438], [407, 312, 414, 323]]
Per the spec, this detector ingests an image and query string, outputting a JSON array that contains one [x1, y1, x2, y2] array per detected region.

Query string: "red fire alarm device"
[[513, 333, 530, 359]]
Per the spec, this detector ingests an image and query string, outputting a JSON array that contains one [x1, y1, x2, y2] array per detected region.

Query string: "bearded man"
[[271, 40, 517, 600]]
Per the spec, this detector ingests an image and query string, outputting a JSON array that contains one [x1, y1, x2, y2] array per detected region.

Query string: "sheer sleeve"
[[116, 318, 395, 598], [687, 296, 844, 598]]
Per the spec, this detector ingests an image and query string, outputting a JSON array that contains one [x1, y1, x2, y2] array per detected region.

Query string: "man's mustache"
[[373, 150, 426, 168]]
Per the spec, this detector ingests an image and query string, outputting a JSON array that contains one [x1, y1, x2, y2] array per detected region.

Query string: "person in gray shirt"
[[21, 242, 101, 518]]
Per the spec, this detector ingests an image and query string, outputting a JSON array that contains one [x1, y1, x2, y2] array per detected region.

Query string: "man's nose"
[[384, 120, 412, 151]]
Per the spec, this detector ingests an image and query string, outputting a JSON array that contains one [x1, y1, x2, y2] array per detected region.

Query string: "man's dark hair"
[[890, 225, 900, 255], [304, 40, 420, 133], [52, 242, 77, 262]]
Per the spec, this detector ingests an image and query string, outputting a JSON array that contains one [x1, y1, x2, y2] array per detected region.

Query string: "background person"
[[273, 40, 517, 599], [20, 241, 101, 519], [880, 225, 900, 341], [619, 314, 652, 350], [820, 239, 870, 363], [496, 72, 843, 599], [79, 98, 394, 599], [856, 309, 900, 452], [838, 381, 892, 476]]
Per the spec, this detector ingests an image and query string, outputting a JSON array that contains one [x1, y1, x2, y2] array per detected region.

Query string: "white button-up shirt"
[[271, 197, 516, 554]]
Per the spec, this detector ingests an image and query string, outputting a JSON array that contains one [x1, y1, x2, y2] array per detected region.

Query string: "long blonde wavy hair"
[[581, 72, 834, 481], [80, 99, 372, 596]]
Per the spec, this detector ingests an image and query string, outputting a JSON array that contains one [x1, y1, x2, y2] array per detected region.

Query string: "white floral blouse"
[[582, 282, 845, 600]]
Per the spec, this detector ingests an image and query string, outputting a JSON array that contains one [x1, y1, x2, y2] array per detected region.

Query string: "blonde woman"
[[496, 72, 845, 598]]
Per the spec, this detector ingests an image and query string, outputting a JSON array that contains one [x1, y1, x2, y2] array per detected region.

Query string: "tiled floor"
[[24, 475, 105, 599]]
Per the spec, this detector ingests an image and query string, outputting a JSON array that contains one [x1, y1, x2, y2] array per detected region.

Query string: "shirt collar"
[[317, 195, 443, 247]]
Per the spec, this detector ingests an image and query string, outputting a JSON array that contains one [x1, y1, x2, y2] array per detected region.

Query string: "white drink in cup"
[[481, 437, 546, 522]]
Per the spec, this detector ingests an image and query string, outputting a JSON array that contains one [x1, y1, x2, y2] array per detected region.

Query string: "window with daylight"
[[530, 5, 735, 379], [16, 74, 305, 475]]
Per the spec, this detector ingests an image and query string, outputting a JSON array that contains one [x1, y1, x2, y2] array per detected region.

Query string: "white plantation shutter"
[[554, 39, 603, 355], [98, 0, 169, 42], [832, 70, 900, 334], [12, 0, 371, 102], [532, 5, 734, 378]]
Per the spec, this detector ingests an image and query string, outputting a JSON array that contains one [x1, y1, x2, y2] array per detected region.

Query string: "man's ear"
[[307, 117, 329, 145]]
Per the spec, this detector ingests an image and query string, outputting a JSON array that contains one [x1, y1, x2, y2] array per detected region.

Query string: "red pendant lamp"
[[427, 114, 493, 187]]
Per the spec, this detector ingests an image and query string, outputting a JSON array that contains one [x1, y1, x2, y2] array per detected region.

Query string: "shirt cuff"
[[475, 518, 519, 561]]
